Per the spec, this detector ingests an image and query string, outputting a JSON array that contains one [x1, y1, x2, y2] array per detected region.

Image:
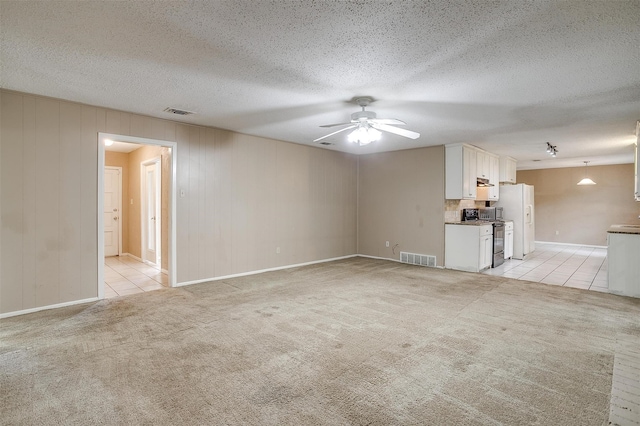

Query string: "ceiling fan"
[[314, 97, 420, 146]]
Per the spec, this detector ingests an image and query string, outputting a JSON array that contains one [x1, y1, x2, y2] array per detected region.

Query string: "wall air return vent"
[[400, 251, 436, 268], [163, 107, 195, 116]]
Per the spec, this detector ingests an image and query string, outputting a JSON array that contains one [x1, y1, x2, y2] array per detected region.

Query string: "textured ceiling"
[[1, 0, 639, 169]]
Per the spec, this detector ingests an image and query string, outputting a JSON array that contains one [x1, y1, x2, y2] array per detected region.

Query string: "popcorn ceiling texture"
[[1, 1, 639, 166]]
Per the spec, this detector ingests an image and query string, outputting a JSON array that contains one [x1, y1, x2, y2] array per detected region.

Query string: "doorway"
[[98, 133, 177, 299]]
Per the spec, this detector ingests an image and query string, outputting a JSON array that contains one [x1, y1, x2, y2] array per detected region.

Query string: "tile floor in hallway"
[[482, 242, 609, 292], [104, 255, 169, 298]]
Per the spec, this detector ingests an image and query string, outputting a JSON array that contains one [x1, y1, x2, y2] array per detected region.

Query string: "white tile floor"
[[482, 242, 609, 292], [104, 256, 169, 298]]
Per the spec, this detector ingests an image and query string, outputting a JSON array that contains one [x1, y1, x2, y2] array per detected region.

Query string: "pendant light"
[[577, 161, 596, 185]]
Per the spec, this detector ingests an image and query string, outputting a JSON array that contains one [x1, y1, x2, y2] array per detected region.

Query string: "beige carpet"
[[2, 257, 639, 425]]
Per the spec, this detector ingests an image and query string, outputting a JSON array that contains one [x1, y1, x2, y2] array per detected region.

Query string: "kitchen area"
[[444, 143, 533, 273], [443, 138, 640, 299]]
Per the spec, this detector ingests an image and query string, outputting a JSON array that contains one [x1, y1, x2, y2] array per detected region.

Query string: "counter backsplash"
[[444, 199, 489, 222]]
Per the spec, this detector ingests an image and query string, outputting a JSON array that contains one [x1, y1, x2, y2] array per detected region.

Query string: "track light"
[[546, 142, 558, 157]]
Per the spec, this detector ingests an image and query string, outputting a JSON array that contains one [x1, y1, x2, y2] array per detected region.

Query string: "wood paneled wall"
[[0, 90, 357, 315]]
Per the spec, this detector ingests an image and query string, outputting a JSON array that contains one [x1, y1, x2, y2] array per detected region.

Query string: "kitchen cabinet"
[[488, 154, 500, 200], [504, 221, 514, 259], [476, 153, 500, 201], [499, 156, 517, 184], [445, 144, 477, 200], [608, 226, 640, 298], [635, 122, 639, 201], [476, 149, 490, 180], [480, 232, 493, 269], [445, 224, 493, 272]]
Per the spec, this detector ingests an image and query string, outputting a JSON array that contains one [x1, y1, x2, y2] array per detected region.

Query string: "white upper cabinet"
[[488, 153, 500, 200], [499, 156, 517, 184], [476, 149, 491, 180], [635, 121, 639, 201], [445, 144, 477, 200]]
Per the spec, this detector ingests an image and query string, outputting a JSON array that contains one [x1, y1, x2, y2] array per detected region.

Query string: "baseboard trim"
[[122, 253, 143, 262], [535, 241, 607, 249], [3, 254, 437, 318], [175, 254, 359, 287], [0, 297, 100, 319]]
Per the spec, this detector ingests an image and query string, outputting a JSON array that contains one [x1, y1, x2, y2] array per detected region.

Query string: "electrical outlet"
[[386, 241, 390, 247], [276, 247, 280, 254], [555, 230, 559, 235]]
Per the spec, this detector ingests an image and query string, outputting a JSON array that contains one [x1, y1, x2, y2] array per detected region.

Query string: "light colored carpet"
[[2, 257, 639, 425]]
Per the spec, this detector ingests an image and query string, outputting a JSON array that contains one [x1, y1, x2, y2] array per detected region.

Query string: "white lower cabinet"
[[608, 231, 640, 298], [445, 224, 494, 272], [480, 234, 493, 269], [504, 221, 514, 259]]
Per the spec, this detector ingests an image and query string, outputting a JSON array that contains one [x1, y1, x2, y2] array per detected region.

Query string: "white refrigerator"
[[495, 184, 535, 259]]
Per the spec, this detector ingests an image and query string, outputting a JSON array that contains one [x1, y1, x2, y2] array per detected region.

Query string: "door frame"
[[98, 133, 178, 299], [104, 166, 123, 256], [140, 157, 162, 266]]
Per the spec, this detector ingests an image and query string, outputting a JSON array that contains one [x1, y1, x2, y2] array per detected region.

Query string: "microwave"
[[479, 207, 503, 221]]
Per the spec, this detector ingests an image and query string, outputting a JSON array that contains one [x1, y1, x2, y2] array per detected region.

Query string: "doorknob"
[[113, 208, 118, 212], [113, 217, 118, 221]]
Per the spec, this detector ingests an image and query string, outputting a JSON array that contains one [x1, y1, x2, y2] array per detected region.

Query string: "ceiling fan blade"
[[320, 122, 353, 128], [313, 125, 357, 142], [371, 123, 420, 139], [370, 118, 406, 125]]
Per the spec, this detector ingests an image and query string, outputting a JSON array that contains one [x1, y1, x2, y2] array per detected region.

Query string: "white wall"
[[358, 146, 446, 264]]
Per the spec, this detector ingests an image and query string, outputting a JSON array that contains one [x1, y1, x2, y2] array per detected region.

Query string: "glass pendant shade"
[[577, 161, 596, 185], [577, 177, 596, 185]]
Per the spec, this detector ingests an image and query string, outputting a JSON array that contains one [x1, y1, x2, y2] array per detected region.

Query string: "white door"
[[142, 160, 161, 265], [104, 167, 121, 257]]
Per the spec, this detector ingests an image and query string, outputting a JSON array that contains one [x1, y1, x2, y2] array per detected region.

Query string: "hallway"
[[104, 256, 169, 298]]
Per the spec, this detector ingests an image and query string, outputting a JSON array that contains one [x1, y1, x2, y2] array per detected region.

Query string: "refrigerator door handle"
[[526, 204, 533, 224]]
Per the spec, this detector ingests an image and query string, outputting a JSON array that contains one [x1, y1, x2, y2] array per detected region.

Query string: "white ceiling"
[[1, 1, 639, 170], [105, 141, 141, 154]]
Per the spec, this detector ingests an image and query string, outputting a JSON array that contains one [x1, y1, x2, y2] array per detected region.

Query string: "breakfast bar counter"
[[607, 224, 640, 298]]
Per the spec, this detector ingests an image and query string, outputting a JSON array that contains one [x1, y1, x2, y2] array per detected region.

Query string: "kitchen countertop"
[[607, 224, 640, 235], [445, 220, 495, 226]]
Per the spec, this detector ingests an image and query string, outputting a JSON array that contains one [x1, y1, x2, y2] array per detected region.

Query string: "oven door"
[[493, 222, 505, 267]]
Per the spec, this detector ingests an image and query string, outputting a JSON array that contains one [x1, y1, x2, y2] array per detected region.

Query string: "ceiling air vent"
[[319, 142, 333, 146], [163, 107, 195, 116]]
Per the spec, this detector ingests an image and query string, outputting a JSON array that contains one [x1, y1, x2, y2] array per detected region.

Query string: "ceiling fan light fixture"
[[315, 97, 419, 145], [348, 126, 381, 146]]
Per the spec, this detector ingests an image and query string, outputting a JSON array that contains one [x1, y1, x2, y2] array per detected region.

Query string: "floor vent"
[[400, 251, 436, 267]]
